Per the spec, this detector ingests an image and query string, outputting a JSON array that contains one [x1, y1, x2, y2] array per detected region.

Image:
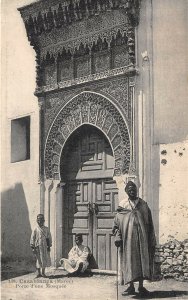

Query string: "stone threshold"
[[52, 267, 116, 275]]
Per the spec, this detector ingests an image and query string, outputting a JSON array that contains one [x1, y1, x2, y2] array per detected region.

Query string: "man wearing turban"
[[112, 181, 156, 296]]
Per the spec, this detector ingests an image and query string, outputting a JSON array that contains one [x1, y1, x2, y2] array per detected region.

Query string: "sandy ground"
[[1, 261, 35, 281], [1, 268, 188, 300]]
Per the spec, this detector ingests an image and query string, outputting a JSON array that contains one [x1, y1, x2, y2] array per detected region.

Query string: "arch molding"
[[45, 92, 131, 179]]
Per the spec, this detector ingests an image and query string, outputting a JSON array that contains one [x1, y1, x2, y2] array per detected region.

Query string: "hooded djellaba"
[[112, 180, 156, 297]]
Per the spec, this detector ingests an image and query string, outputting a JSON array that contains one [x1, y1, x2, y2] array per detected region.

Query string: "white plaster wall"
[[159, 141, 188, 243], [151, 0, 188, 243], [1, 0, 40, 261], [136, 0, 188, 243], [153, 0, 188, 143]]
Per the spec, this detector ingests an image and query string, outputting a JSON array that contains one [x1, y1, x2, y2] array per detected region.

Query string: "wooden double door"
[[61, 125, 118, 270]]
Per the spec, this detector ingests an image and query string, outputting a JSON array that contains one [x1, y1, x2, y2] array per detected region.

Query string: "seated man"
[[60, 234, 90, 275]]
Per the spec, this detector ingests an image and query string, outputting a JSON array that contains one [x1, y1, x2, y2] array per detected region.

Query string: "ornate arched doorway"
[[44, 91, 131, 268], [61, 124, 118, 270]]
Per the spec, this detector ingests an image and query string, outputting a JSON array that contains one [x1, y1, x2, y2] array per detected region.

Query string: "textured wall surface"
[[155, 239, 188, 281], [159, 141, 188, 243]]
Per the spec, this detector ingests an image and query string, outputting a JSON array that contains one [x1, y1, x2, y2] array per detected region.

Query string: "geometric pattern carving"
[[20, 0, 141, 44], [37, 27, 134, 88], [43, 75, 131, 141], [39, 23, 131, 59], [45, 91, 130, 179], [99, 76, 129, 124]]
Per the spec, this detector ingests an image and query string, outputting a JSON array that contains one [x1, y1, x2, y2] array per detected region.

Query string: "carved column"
[[55, 182, 65, 267], [49, 180, 65, 267], [39, 181, 46, 214], [44, 179, 54, 228], [129, 76, 137, 176], [38, 98, 45, 213], [38, 98, 45, 179], [49, 180, 59, 266]]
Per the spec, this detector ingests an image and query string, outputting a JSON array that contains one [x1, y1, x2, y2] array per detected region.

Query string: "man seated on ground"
[[60, 234, 90, 275]]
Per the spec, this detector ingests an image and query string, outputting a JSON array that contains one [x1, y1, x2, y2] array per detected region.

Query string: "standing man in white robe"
[[30, 214, 52, 278]]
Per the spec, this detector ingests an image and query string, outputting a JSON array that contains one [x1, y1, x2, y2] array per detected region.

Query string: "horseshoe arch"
[[44, 91, 131, 179]]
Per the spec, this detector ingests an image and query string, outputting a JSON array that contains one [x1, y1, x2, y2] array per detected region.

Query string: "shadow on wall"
[[1, 183, 34, 267]]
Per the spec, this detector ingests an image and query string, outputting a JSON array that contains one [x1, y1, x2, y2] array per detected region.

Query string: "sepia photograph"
[[1, 0, 188, 299]]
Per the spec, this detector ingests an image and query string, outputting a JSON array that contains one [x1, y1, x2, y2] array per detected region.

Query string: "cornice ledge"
[[35, 65, 139, 96]]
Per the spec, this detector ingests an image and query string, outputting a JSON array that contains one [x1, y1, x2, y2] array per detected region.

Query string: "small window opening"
[[11, 116, 30, 163]]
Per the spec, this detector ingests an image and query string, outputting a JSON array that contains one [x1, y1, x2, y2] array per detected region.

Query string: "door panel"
[[61, 125, 114, 180], [61, 125, 118, 270], [93, 179, 118, 270], [63, 181, 92, 257]]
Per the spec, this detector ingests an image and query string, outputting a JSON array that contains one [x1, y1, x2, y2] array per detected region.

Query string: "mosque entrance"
[[60, 124, 118, 270]]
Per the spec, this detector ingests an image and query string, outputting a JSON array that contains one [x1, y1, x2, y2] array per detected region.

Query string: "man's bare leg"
[[122, 281, 135, 296], [42, 268, 47, 277], [35, 268, 42, 278]]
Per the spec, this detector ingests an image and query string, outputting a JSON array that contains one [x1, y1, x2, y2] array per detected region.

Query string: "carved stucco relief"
[[44, 76, 130, 139], [44, 91, 131, 179], [19, 0, 141, 46]]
